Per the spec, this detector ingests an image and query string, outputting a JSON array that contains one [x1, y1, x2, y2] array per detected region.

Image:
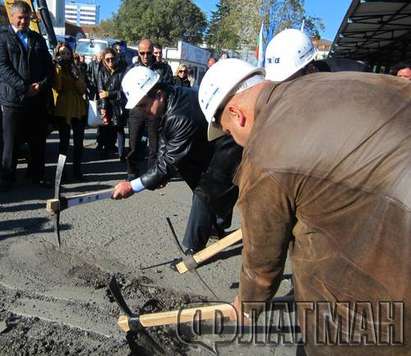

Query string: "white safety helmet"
[[265, 28, 316, 81], [198, 58, 265, 141], [122, 66, 160, 109]]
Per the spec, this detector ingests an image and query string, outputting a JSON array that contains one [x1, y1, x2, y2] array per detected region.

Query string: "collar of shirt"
[[11, 26, 29, 48]]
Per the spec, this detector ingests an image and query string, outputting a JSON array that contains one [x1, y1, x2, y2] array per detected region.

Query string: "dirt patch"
[[0, 311, 129, 356], [0, 271, 214, 356], [67, 264, 111, 290]]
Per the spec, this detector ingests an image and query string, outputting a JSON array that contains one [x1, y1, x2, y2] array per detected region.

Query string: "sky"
[[100, 0, 352, 41]]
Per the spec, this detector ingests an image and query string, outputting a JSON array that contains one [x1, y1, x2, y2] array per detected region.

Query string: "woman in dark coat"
[[173, 63, 191, 87], [97, 48, 127, 160]]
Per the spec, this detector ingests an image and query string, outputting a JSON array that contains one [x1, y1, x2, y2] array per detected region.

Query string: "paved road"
[[0, 129, 299, 355]]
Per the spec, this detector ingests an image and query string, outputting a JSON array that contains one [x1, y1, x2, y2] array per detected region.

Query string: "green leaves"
[[111, 0, 206, 46], [206, 0, 324, 51]]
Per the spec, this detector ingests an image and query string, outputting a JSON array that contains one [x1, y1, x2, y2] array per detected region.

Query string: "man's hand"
[[232, 295, 251, 324], [112, 181, 134, 199], [99, 90, 109, 99], [26, 83, 40, 97]]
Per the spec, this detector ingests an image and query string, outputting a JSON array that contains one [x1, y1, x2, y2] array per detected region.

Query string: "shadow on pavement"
[[0, 203, 44, 213], [0, 217, 71, 241]]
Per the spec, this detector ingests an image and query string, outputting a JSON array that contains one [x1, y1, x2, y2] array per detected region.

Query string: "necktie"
[[17, 31, 28, 50]]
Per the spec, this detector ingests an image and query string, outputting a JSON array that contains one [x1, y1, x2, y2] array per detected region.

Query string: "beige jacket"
[[53, 64, 87, 124], [235, 72, 411, 355]]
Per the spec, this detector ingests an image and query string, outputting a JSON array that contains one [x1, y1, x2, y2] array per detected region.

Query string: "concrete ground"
[[0, 129, 300, 355]]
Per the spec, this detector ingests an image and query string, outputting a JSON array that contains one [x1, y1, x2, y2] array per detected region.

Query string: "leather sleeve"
[[163, 63, 174, 84], [140, 114, 197, 190], [236, 161, 294, 313], [96, 70, 109, 110], [0, 35, 27, 97]]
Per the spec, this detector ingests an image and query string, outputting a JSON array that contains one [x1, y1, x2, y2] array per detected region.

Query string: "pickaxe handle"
[[118, 303, 235, 332], [46, 188, 113, 214], [175, 229, 242, 273]]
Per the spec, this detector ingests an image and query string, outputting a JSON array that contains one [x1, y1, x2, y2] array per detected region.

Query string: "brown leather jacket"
[[235, 72, 411, 355]]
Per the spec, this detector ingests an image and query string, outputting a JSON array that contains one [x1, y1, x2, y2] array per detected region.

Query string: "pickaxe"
[[46, 154, 113, 246], [109, 275, 235, 331], [174, 229, 243, 273]]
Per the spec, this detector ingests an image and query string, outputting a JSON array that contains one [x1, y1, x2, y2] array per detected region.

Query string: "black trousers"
[[182, 193, 232, 251], [127, 108, 158, 176], [1, 104, 47, 183], [58, 118, 85, 175], [96, 125, 117, 150]]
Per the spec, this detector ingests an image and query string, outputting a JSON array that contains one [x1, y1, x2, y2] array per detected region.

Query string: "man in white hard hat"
[[112, 66, 243, 253], [198, 57, 411, 355], [265, 28, 318, 81]]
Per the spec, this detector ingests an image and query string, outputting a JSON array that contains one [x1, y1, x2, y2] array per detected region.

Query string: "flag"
[[256, 21, 265, 67]]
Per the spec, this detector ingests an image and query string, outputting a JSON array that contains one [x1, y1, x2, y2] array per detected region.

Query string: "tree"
[[87, 19, 117, 38], [206, 0, 324, 51], [206, 0, 239, 51], [112, 0, 207, 46]]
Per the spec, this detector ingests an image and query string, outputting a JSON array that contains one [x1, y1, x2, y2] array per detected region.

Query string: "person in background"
[[0, 0, 53, 191], [153, 44, 163, 63], [113, 42, 128, 69], [391, 62, 411, 80], [207, 57, 217, 69], [53, 42, 87, 181], [87, 51, 102, 100], [174, 64, 191, 87], [97, 48, 127, 161], [74, 52, 88, 77]]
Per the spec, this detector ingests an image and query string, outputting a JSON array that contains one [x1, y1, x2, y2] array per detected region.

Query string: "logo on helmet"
[[267, 57, 280, 64]]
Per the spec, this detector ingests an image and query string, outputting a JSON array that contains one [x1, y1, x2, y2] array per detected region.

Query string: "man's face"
[[104, 52, 115, 70], [397, 67, 411, 80], [10, 10, 30, 31], [138, 41, 154, 66], [135, 92, 166, 119], [153, 47, 162, 62], [207, 58, 216, 68]]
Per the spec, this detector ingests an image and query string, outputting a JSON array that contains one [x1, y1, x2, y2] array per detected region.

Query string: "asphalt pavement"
[[0, 128, 298, 355]]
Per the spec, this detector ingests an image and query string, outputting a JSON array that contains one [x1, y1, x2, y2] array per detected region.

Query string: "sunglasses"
[[179, 70, 187, 73], [105, 57, 115, 62], [139, 51, 152, 56]]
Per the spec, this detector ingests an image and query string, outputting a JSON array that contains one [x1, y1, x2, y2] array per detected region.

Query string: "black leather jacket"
[[140, 86, 212, 190], [174, 76, 191, 87], [195, 135, 243, 217], [0, 26, 52, 107], [97, 64, 127, 126]]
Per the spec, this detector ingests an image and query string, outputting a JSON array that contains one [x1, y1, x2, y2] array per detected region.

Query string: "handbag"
[[87, 100, 102, 127]]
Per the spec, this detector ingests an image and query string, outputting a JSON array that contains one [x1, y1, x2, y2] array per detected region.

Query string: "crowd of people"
[[0, 1, 213, 191]]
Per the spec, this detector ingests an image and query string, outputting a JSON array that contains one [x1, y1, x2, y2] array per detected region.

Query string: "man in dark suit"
[[0, 1, 53, 191]]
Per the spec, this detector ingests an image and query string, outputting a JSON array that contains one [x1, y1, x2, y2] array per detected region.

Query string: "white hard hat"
[[122, 66, 160, 109], [198, 58, 265, 141], [265, 29, 316, 81]]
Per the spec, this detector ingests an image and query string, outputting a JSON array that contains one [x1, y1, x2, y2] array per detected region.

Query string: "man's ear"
[[228, 106, 246, 127]]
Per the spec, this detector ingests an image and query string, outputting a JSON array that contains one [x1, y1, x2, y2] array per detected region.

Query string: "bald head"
[[138, 39, 154, 66], [219, 81, 270, 147]]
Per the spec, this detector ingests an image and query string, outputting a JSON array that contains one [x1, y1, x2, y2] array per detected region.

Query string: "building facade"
[[65, 1, 100, 26]]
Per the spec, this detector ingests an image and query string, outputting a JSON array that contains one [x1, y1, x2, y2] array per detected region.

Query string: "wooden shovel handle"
[[175, 229, 242, 273], [117, 303, 236, 331]]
